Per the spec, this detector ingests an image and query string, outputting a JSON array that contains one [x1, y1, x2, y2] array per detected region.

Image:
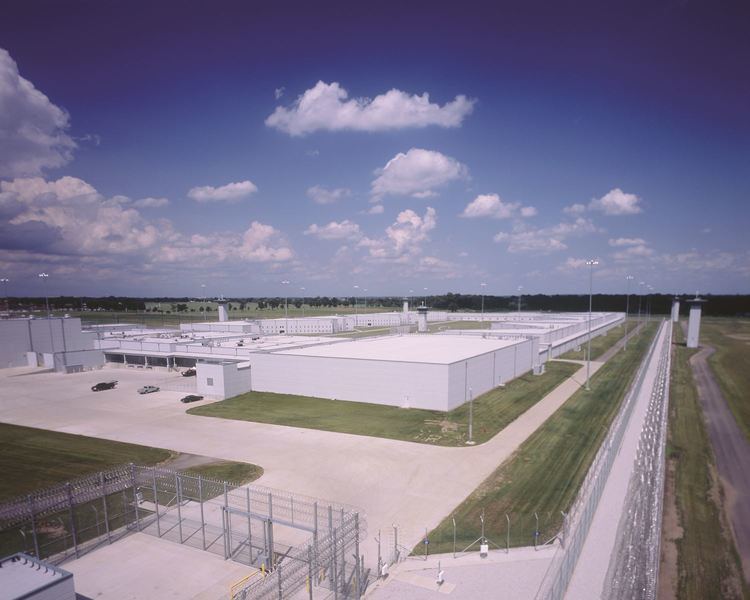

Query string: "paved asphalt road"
[[690, 344, 750, 583]]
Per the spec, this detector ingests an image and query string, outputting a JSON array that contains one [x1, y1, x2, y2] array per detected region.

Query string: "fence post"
[[506, 514, 510, 554], [130, 463, 140, 531], [393, 524, 398, 562], [251, 488, 253, 566], [27, 495, 40, 558], [100, 472, 111, 543], [198, 475, 206, 550], [332, 527, 339, 600], [354, 513, 361, 599], [223, 482, 230, 560], [313, 501, 319, 575], [452, 516, 456, 558], [152, 467, 161, 537], [66, 483, 79, 558], [277, 564, 283, 599], [308, 545, 314, 600], [175, 472, 183, 543]]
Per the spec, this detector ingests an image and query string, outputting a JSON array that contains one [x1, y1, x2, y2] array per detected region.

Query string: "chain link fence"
[[604, 322, 672, 599], [0, 465, 367, 599], [533, 320, 669, 600]]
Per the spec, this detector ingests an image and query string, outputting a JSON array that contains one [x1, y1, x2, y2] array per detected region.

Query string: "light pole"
[[647, 285, 654, 322], [585, 260, 599, 391], [466, 387, 475, 445], [299, 287, 306, 317], [423, 287, 428, 307], [409, 289, 414, 309], [624, 275, 634, 349], [517, 285, 523, 313], [480, 282, 486, 317], [201, 283, 206, 302], [364, 288, 368, 311], [38, 273, 50, 317], [353, 285, 359, 317], [0, 278, 8, 312], [281, 280, 290, 333], [638, 281, 645, 324]]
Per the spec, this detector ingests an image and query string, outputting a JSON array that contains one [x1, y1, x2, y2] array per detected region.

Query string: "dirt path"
[[689, 344, 750, 583]]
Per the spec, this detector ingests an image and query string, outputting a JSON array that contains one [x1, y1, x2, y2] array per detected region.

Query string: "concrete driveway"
[[0, 361, 601, 576]]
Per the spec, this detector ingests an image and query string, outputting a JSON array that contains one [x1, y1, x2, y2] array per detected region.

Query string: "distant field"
[[188, 361, 579, 446], [700, 318, 750, 442], [420, 322, 658, 554], [664, 324, 748, 599]]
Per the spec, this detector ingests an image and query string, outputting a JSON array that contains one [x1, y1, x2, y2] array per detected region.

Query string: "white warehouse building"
[[238, 334, 538, 411]]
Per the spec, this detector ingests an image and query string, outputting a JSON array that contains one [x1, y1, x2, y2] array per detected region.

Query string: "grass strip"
[[559, 322, 631, 360], [188, 361, 578, 447], [700, 318, 750, 443], [665, 324, 748, 599], [419, 322, 658, 554], [184, 460, 264, 485]]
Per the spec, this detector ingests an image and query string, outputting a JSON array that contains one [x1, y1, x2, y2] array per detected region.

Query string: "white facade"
[[0, 318, 103, 372], [196, 360, 253, 399], [242, 335, 536, 411]]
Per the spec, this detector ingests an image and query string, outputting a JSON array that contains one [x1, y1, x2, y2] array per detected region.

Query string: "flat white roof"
[[0, 553, 72, 598], [276, 334, 523, 364]]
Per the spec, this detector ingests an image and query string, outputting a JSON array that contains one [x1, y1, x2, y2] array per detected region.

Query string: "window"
[[206, 377, 214, 386]]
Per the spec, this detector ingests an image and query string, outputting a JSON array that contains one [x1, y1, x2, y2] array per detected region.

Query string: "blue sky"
[[0, 0, 748, 298]]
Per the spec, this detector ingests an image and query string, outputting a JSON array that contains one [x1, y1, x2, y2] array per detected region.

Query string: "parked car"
[[137, 385, 159, 394], [91, 381, 118, 392], [181, 368, 197, 377], [180, 394, 204, 404]]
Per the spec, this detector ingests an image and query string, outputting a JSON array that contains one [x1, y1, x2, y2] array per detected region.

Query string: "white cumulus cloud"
[[359, 206, 436, 260], [304, 220, 362, 240], [590, 188, 642, 215], [0, 48, 77, 177], [493, 218, 599, 254], [306, 185, 351, 205], [187, 180, 258, 203], [371, 148, 468, 199], [265, 81, 475, 136], [460, 193, 537, 219], [134, 197, 169, 208], [608, 237, 646, 247]]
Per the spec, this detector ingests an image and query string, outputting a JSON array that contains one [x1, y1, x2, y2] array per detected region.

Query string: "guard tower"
[[217, 298, 229, 322], [686, 296, 706, 348], [417, 304, 428, 333], [402, 298, 409, 313], [671, 298, 680, 323]]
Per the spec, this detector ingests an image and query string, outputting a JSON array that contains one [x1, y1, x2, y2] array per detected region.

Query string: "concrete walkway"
[[565, 322, 669, 599]]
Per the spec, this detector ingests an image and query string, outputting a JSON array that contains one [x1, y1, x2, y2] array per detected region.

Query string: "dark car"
[[180, 394, 204, 404], [92, 381, 118, 392], [181, 368, 197, 377]]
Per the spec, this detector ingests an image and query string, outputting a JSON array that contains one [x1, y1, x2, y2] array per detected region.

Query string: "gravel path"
[[689, 344, 750, 583]]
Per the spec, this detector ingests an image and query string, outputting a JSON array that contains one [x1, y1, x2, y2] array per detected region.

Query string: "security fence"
[[604, 322, 672, 599], [0, 465, 367, 599], [533, 320, 669, 600]]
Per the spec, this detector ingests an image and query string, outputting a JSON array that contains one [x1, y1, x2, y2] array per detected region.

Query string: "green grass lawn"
[[666, 325, 748, 599], [188, 361, 579, 446], [0, 423, 263, 502], [419, 322, 658, 554], [184, 460, 264, 485], [559, 322, 637, 361], [700, 318, 750, 443]]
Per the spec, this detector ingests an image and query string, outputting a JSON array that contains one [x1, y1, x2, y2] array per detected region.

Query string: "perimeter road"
[[689, 344, 750, 582]]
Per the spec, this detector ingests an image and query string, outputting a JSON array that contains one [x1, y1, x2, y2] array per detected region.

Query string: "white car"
[[137, 385, 160, 394]]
